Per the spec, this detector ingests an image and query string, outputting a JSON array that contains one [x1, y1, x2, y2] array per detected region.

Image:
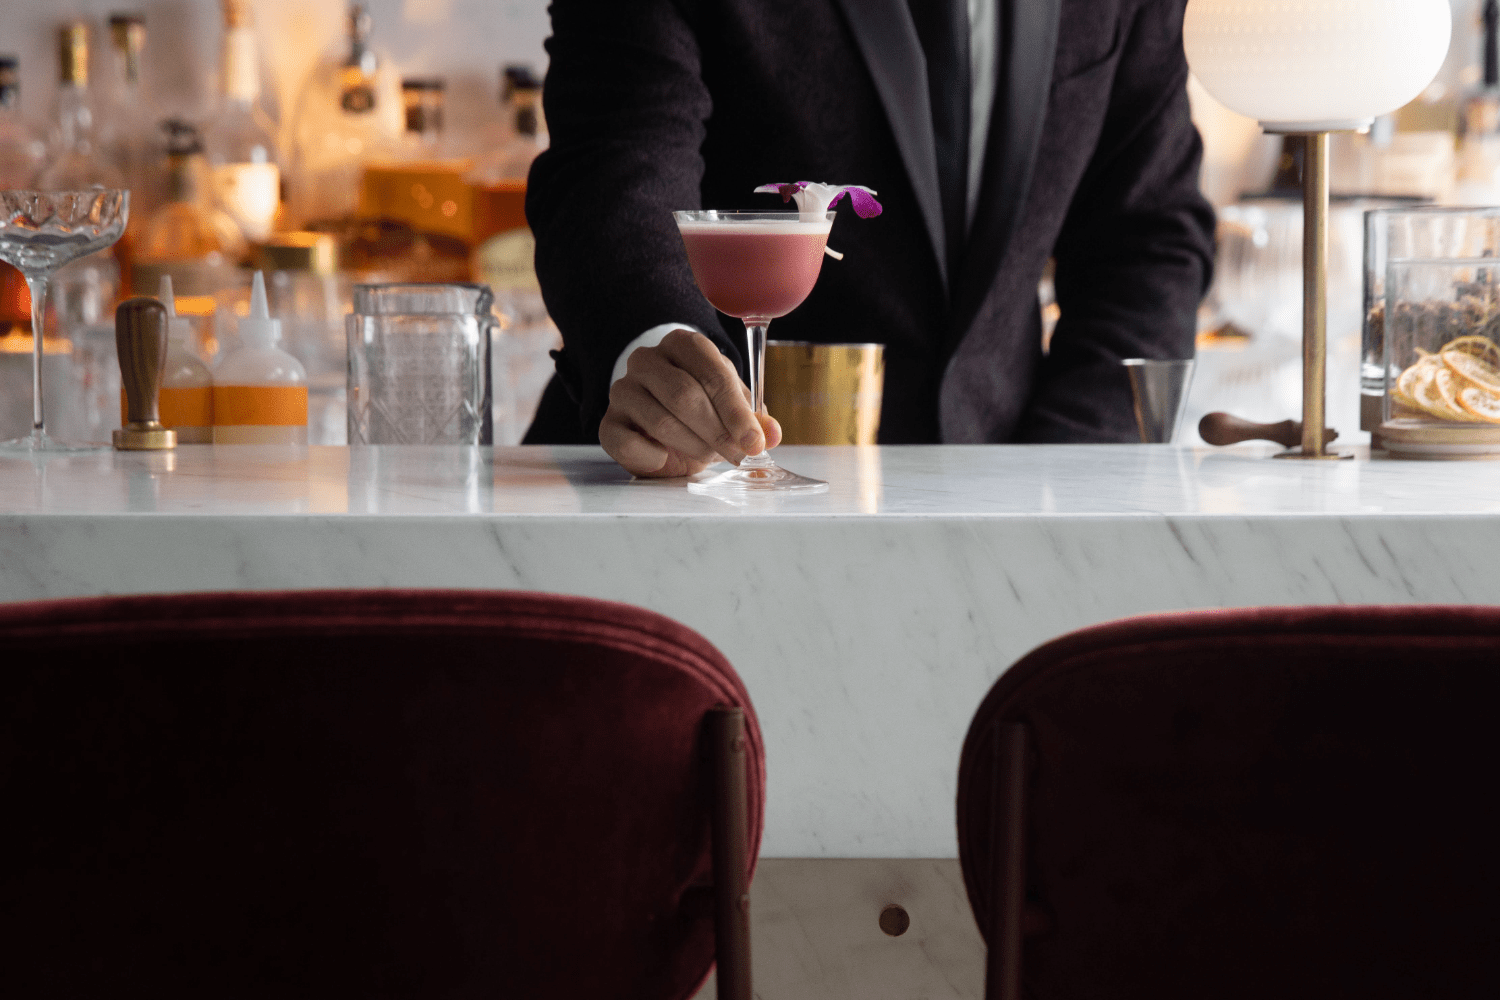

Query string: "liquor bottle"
[[287, 3, 402, 230], [136, 119, 246, 301], [39, 22, 125, 190], [101, 14, 154, 191], [0, 57, 45, 187], [213, 271, 308, 445], [0, 54, 43, 346], [470, 65, 547, 295], [204, 0, 281, 243], [1458, 0, 1500, 202], [469, 65, 560, 445], [99, 13, 158, 297], [352, 77, 472, 282]]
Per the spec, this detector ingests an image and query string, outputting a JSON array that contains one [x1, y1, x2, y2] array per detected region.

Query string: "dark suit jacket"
[[524, 0, 1215, 444]]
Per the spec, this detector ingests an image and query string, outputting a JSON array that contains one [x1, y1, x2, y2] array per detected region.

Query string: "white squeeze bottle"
[[121, 275, 216, 443], [213, 271, 308, 444]]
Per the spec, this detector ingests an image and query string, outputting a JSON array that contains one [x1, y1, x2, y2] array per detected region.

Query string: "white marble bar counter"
[[5, 443, 1500, 859]]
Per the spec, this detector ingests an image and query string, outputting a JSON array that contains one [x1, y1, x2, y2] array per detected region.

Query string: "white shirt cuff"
[[610, 323, 701, 385]]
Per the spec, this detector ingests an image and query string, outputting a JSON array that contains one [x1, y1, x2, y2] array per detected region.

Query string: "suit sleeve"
[[526, 0, 733, 439], [1014, 0, 1215, 443]]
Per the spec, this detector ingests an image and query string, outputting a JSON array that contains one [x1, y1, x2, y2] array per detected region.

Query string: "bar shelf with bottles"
[[0, 2, 557, 446]]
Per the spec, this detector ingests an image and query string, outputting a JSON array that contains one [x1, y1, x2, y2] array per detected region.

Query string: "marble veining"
[[4, 443, 1500, 857]]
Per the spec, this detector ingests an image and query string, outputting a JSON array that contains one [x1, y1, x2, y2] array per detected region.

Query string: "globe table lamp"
[[1184, 0, 1451, 457]]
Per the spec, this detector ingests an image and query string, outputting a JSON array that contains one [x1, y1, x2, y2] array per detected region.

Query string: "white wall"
[[0, 0, 552, 149]]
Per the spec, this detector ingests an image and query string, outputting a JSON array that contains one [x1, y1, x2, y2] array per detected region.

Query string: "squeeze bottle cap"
[[239, 270, 281, 348], [157, 274, 194, 346]]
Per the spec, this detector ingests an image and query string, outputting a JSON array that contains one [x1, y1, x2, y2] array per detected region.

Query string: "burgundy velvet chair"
[[958, 605, 1500, 1000], [0, 589, 763, 1000]]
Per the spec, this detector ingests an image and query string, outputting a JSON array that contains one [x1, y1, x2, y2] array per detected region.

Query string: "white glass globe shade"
[[1184, 0, 1451, 130]]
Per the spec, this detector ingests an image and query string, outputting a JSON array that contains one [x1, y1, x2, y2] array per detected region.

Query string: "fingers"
[[759, 412, 782, 451], [655, 331, 765, 456], [599, 409, 711, 479], [609, 377, 723, 463]]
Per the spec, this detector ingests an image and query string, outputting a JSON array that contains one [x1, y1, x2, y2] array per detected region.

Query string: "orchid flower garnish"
[[754, 181, 883, 219]]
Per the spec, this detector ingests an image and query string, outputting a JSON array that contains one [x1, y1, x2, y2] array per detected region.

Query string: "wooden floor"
[[693, 859, 985, 999]]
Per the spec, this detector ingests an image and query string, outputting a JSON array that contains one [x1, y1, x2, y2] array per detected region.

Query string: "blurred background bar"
[[3, 0, 1500, 446]]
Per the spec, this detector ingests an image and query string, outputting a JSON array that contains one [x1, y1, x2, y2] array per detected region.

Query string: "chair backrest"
[[957, 605, 1500, 1000], [0, 589, 764, 1000]]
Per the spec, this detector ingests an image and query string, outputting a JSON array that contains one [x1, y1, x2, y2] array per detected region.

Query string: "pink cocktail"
[[674, 210, 835, 495], [677, 219, 832, 320]]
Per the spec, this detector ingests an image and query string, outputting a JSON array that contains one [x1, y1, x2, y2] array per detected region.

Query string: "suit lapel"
[[950, 0, 1061, 349], [830, 0, 948, 294]]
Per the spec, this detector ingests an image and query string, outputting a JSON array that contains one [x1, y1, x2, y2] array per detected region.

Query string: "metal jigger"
[[112, 296, 177, 451]]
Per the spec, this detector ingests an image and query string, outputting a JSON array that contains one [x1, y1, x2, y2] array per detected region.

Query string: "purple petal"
[[843, 187, 883, 218], [828, 186, 882, 218], [753, 181, 809, 204]]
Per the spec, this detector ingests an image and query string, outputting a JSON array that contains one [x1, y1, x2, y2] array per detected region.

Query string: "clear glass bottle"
[[0, 57, 45, 188], [257, 232, 350, 444], [214, 270, 308, 444], [353, 77, 472, 283], [471, 64, 546, 288], [204, 0, 281, 244], [287, 3, 402, 229], [39, 22, 125, 190], [102, 14, 154, 196], [0, 55, 44, 351], [1458, 0, 1500, 203], [136, 119, 246, 306], [469, 64, 559, 445]]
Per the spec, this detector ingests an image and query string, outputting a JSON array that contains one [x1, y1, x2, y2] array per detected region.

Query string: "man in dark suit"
[[524, 0, 1215, 477]]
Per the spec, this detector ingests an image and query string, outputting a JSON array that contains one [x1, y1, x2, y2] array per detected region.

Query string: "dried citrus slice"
[[1410, 360, 1479, 421], [1442, 349, 1500, 396], [1396, 356, 1441, 413], [1458, 385, 1500, 423], [1397, 356, 1436, 402], [1441, 335, 1500, 367], [1435, 367, 1485, 421]]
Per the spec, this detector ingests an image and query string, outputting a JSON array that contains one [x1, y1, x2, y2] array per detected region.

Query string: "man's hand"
[[600, 328, 782, 477]]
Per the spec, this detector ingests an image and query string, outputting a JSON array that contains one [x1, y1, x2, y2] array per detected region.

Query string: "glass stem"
[[26, 275, 47, 437], [744, 319, 772, 464]]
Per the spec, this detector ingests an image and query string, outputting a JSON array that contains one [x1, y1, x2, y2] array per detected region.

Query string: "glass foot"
[[687, 455, 828, 496], [0, 429, 110, 453]]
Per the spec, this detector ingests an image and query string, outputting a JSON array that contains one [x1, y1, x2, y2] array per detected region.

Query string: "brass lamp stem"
[[1276, 131, 1350, 460], [1302, 131, 1329, 456]]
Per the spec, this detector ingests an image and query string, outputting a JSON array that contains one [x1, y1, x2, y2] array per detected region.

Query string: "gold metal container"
[[763, 341, 884, 445]]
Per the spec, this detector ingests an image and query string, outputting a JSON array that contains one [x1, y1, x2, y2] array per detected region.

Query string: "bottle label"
[[342, 84, 377, 114], [474, 228, 539, 292], [213, 384, 308, 426], [123, 385, 213, 429], [213, 162, 280, 242]]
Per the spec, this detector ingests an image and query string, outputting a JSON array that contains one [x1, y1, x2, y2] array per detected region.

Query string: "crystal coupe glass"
[[0, 189, 128, 452], [674, 209, 835, 495]]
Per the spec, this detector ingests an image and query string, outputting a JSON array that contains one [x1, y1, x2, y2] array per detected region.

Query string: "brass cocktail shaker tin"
[[762, 341, 884, 445]]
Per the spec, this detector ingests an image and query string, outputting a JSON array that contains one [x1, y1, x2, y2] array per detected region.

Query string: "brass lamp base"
[[1272, 448, 1354, 461], [113, 421, 177, 451]]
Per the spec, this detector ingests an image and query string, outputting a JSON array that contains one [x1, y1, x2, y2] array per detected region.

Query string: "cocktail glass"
[[0, 188, 128, 452], [674, 209, 835, 495]]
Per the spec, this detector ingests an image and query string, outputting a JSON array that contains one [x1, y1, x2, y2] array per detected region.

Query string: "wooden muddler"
[[1199, 412, 1337, 450], [112, 296, 177, 451]]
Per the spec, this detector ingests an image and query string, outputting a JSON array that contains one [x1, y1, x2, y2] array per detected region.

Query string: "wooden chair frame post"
[[987, 721, 1029, 1000], [709, 707, 752, 1000]]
